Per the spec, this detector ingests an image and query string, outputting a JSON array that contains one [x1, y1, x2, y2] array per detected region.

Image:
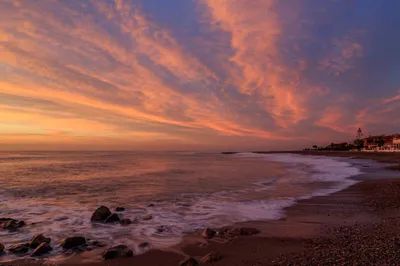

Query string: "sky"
[[1, 0, 400, 151]]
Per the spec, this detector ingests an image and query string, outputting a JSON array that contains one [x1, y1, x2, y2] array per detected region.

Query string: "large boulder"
[[60, 236, 86, 249], [202, 228, 217, 238], [201, 252, 222, 263], [103, 245, 134, 260], [31, 242, 53, 257], [29, 234, 51, 248], [8, 243, 29, 254], [0, 243, 4, 253], [105, 213, 120, 223], [180, 257, 199, 266], [91, 206, 111, 222]]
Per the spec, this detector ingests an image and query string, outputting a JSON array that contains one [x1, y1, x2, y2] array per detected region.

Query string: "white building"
[[394, 137, 400, 149]]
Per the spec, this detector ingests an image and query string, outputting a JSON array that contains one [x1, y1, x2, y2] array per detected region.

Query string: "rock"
[[179, 257, 199, 266], [202, 228, 217, 238], [0, 243, 4, 253], [201, 252, 222, 263], [238, 227, 260, 236], [31, 242, 53, 257], [138, 242, 149, 248], [143, 215, 153, 221], [222, 227, 260, 236], [60, 236, 86, 249], [2, 220, 18, 231], [0, 218, 25, 231], [157, 226, 166, 233], [90, 206, 112, 222], [148, 204, 155, 207], [119, 219, 132, 225], [29, 234, 51, 248], [103, 245, 134, 260], [8, 243, 29, 254], [17, 221, 26, 228], [105, 213, 120, 223], [115, 207, 125, 212]]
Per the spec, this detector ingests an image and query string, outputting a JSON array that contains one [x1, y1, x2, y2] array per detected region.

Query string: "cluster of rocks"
[[91, 206, 123, 224], [179, 226, 260, 265], [0, 218, 25, 232], [2, 234, 52, 257], [90, 205, 153, 226], [0, 206, 246, 264], [0, 206, 148, 261], [201, 226, 260, 238]]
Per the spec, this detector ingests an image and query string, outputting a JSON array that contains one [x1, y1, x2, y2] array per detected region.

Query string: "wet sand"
[[4, 152, 400, 265]]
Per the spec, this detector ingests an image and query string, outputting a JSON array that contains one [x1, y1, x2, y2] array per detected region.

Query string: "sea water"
[[0, 151, 361, 261]]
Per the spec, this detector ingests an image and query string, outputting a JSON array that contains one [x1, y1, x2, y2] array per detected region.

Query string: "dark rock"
[[103, 245, 134, 260], [115, 207, 125, 212], [202, 228, 217, 238], [29, 234, 51, 248], [105, 213, 120, 223], [148, 204, 155, 207], [0, 218, 25, 231], [239, 227, 260, 236], [138, 242, 149, 248], [31, 242, 53, 257], [17, 221, 26, 228], [143, 215, 153, 221], [91, 206, 111, 222], [2, 220, 18, 231], [119, 219, 132, 226], [0, 218, 25, 230], [201, 252, 222, 263], [0, 243, 4, 253], [60, 236, 86, 249], [156, 225, 171, 233], [222, 227, 260, 236], [179, 257, 199, 266], [8, 243, 29, 254]]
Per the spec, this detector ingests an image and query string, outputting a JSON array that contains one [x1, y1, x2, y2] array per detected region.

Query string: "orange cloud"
[[1, 0, 292, 147], [198, 0, 308, 128]]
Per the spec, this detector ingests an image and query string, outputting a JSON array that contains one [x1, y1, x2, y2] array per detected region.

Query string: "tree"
[[357, 128, 363, 140], [376, 135, 385, 147], [312, 145, 318, 150], [354, 128, 364, 151]]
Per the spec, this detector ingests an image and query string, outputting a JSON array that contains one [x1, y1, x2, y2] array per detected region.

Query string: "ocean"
[[0, 151, 361, 261]]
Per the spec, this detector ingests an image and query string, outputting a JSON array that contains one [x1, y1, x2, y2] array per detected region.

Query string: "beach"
[[1, 151, 400, 265]]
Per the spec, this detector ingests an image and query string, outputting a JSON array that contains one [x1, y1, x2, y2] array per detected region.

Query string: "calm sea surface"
[[0, 151, 360, 261]]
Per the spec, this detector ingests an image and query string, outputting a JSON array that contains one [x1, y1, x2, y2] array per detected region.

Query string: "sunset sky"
[[1, 0, 400, 151]]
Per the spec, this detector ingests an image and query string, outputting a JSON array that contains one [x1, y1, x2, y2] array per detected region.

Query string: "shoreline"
[[3, 152, 400, 265]]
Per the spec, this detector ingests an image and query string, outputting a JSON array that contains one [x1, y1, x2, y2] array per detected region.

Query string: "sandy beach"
[[2, 151, 400, 266]]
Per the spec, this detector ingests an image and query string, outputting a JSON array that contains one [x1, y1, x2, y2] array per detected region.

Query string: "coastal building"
[[363, 136, 378, 149], [394, 136, 400, 149], [362, 134, 400, 151]]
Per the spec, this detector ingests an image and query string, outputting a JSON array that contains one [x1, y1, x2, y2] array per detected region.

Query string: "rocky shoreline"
[[0, 204, 262, 265]]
